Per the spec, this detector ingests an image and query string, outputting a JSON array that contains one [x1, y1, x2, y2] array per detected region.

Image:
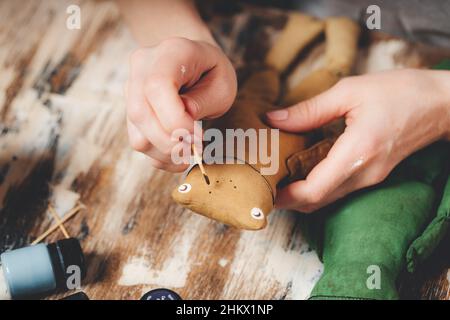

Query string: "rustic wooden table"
[[0, 0, 449, 300]]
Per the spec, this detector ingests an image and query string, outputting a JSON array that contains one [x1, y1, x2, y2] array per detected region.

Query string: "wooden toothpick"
[[31, 204, 83, 245], [48, 205, 70, 239], [192, 144, 210, 185]]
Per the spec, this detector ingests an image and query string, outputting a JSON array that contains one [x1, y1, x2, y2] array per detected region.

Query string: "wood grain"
[[0, 0, 448, 300]]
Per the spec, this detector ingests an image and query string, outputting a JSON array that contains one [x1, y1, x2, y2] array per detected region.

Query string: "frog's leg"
[[266, 13, 324, 73], [284, 17, 360, 104]]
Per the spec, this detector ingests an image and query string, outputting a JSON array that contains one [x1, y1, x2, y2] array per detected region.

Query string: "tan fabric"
[[325, 17, 360, 75], [284, 68, 340, 104], [265, 13, 324, 73], [172, 164, 273, 230], [285, 16, 360, 105], [286, 138, 335, 183]]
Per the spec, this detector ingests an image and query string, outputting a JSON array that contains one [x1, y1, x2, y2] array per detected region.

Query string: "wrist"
[[118, 0, 217, 47], [425, 70, 450, 141], [435, 72, 450, 140]]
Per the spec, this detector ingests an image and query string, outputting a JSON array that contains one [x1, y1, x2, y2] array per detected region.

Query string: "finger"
[[275, 127, 365, 210], [126, 81, 177, 154], [181, 61, 237, 120], [147, 157, 189, 173], [266, 81, 351, 132], [296, 160, 390, 213], [144, 78, 196, 135], [127, 118, 151, 153], [144, 40, 222, 133], [127, 119, 176, 163], [292, 174, 359, 213]]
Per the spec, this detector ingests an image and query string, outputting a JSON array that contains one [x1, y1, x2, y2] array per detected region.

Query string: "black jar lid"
[[47, 238, 86, 289], [140, 288, 182, 300]]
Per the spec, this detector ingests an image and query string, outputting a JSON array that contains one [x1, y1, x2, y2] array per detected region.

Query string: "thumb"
[[181, 64, 237, 120], [266, 83, 350, 132]]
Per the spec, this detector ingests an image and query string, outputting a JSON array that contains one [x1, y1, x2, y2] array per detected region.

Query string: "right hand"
[[126, 37, 237, 172]]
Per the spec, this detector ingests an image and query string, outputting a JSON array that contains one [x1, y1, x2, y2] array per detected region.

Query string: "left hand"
[[267, 69, 450, 213]]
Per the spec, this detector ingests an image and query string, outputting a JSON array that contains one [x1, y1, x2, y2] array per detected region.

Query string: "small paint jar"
[[0, 238, 86, 299]]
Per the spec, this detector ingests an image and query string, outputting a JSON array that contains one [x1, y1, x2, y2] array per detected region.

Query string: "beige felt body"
[[172, 164, 273, 230], [325, 17, 360, 75], [284, 17, 360, 104], [266, 13, 324, 73]]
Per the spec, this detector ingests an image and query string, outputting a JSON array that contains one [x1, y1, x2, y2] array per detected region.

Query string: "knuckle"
[[159, 143, 175, 156], [161, 116, 186, 135], [335, 76, 353, 89], [333, 77, 354, 98], [144, 75, 170, 96], [165, 164, 189, 173], [127, 106, 145, 124], [291, 98, 319, 122], [148, 158, 167, 170], [129, 137, 149, 153], [371, 169, 388, 185], [159, 37, 196, 57], [298, 205, 315, 214], [304, 188, 325, 206]]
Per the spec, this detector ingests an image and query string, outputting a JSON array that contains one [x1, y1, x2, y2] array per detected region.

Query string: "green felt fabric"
[[407, 173, 450, 272], [405, 60, 450, 273], [309, 142, 450, 300], [432, 59, 450, 70]]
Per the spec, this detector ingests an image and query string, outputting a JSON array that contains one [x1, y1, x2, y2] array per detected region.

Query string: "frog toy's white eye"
[[250, 207, 264, 220], [178, 183, 192, 193]]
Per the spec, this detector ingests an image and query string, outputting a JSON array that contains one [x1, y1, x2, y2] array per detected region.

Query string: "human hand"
[[267, 69, 450, 212], [126, 37, 237, 171]]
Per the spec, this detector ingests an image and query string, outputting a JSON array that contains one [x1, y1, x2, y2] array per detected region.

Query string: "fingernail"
[[267, 109, 288, 121]]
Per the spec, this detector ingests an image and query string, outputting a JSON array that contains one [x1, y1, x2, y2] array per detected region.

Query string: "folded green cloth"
[[309, 142, 450, 300]]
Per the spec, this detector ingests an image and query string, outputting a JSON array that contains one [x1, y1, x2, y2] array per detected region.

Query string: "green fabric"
[[407, 175, 450, 272], [432, 59, 450, 70], [309, 142, 450, 300]]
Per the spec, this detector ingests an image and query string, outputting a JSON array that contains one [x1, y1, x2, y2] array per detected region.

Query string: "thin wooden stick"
[[48, 205, 70, 239], [192, 144, 210, 185], [31, 204, 83, 245]]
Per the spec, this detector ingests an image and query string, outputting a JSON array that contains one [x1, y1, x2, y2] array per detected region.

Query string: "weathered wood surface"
[[0, 0, 448, 300]]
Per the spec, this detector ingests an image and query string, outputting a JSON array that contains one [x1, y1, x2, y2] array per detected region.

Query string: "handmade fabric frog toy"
[[172, 14, 360, 230], [172, 68, 334, 229]]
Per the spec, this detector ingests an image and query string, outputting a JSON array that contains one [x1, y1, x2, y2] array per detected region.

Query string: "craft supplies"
[[0, 238, 86, 299], [31, 203, 83, 245]]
